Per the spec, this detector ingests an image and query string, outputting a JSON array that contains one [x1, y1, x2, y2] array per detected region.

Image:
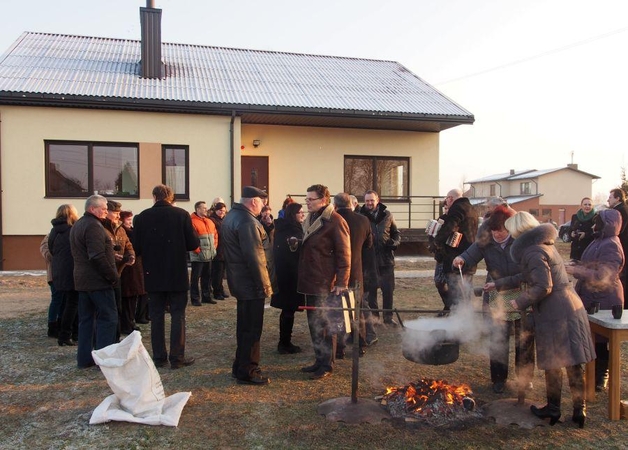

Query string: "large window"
[[46, 141, 139, 198], [162, 145, 189, 200], [520, 182, 531, 195], [344, 156, 409, 200]]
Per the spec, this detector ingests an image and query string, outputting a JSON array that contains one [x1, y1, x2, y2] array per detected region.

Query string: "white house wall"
[[537, 170, 593, 205]]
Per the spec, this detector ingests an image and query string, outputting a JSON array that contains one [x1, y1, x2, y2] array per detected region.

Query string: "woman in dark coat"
[[270, 202, 306, 354], [49, 204, 80, 346], [454, 205, 534, 395], [566, 209, 625, 392], [119, 211, 148, 327], [506, 212, 595, 428], [568, 197, 596, 260]]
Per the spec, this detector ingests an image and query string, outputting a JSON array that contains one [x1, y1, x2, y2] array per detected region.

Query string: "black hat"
[[107, 200, 122, 212], [241, 186, 268, 199]]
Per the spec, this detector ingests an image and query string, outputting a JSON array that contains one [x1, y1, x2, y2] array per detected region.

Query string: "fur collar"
[[302, 204, 334, 243], [510, 223, 557, 263]]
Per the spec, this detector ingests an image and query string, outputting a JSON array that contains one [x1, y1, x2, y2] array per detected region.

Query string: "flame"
[[383, 378, 473, 414]]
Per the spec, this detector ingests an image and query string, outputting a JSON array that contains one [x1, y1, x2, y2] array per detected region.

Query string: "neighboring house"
[[466, 164, 600, 225], [0, 5, 473, 270]]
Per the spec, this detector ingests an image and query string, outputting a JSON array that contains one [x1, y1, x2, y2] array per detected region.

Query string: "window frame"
[[162, 144, 190, 201], [343, 155, 410, 202], [45, 140, 140, 199]]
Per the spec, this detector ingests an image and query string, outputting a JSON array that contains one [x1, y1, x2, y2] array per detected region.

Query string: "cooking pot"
[[402, 328, 460, 365]]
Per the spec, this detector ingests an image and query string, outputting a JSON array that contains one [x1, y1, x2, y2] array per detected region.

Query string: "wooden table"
[[585, 310, 628, 420]]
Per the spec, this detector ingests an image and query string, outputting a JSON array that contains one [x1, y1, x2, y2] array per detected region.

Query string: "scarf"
[[576, 208, 596, 222]]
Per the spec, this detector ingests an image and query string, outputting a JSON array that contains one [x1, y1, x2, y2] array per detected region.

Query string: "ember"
[[380, 378, 481, 425]]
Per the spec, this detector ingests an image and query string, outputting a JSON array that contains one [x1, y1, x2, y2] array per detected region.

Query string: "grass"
[[1, 242, 628, 449]]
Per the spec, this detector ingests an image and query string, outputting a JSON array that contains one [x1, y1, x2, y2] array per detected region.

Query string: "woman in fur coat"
[[505, 212, 595, 428]]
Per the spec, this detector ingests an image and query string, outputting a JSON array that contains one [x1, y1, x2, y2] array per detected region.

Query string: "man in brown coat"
[[298, 184, 351, 380]]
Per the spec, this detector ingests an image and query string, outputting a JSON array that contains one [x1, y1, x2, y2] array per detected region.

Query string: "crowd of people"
[[39, 182, 628, 428], [431, 187, 628, 429]]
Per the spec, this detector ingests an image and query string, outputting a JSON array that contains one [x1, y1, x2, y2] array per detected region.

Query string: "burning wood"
[[379, 378, 481, 426]]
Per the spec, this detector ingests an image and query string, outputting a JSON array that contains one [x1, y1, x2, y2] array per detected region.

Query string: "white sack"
[[89, 331, 191, 427]]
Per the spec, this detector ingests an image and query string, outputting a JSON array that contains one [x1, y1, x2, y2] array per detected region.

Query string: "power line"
[[434, 26, 628, 86]]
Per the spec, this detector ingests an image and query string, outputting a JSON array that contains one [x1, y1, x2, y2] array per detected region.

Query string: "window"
[[489, 184, 496, 196], [162, 145, 189, 200], [529, 209, 539, 216], [46, 141, 139, 198], [520, 182, 531, 195], [542, 208, 552, 216], [344, 156, 409, 200]]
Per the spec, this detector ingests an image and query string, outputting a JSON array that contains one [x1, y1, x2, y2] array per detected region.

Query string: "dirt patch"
[[0, 275, 49, 319]]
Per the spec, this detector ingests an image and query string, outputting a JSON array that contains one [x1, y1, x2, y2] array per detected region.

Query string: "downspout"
[[496, 181, 502, 197], [0, 111, 3, 270], [229, 111, 236, 205]]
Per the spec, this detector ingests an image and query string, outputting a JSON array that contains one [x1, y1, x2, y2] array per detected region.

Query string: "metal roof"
[[0, 32, 474, 131]]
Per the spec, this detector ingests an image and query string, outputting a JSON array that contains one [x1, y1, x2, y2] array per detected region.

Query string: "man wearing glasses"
[[298, 184, 351, 380]]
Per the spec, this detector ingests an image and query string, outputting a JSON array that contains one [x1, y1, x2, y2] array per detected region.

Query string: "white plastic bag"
[[89, 331, 191, 426]]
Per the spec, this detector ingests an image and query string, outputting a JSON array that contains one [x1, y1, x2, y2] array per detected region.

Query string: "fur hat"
[[486, 204, 516, 231], [106, 200, 122, 212]]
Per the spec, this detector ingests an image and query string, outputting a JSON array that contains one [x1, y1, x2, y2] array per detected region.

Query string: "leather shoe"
[[191, 302, 202, 307], [310, 368, 332, 380], [493, 381, 505, 393], [366, 337, 378, 346], [153, 359, 168, 368], [301, 363, 321, 373], [214, 294, 226, 300], [384, 319, 399, 327], [202, 298, 218, 304], [171, 357, 195, 369], [237, 375, 270, 385], [335, 351, 345, 360], [58, 339, 76, 346]]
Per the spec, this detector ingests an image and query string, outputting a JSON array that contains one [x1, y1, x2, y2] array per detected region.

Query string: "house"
[[0, 4, 473, 270], [466, 164, 600, 224]]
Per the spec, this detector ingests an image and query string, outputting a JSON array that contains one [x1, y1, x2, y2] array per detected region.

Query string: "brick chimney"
[[509, 169, 515, 175], [140, 1, 163, 79], [567, 163, 578, 170]]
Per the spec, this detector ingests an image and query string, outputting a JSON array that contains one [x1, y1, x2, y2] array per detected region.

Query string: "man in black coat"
[[133, 185, 200, 370], [608, 188, 628, 308], [360, 190, 401, 326], [221, 186, 273, 385], [433, 188, 478, 312], [333, 193, 375, 356], [69, 195, 119, 368]]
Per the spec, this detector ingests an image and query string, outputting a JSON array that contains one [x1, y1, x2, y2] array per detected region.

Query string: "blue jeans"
[[47, 282, 65, 323], [77, 288, 118, 368], [305, 294, 337, 372]]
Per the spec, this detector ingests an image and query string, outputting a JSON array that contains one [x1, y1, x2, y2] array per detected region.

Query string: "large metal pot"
[[402, 328, 460, 365]]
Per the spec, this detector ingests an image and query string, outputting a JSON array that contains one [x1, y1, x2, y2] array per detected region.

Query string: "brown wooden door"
[[241, 156, 269, 198]]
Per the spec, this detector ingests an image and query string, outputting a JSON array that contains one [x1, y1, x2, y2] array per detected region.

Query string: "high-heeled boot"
[[531, 369, 562, 425], [567, 364, 586, 428]]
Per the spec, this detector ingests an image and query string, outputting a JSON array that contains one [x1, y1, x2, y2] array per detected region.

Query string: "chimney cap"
[[509, 169, 515, 175]]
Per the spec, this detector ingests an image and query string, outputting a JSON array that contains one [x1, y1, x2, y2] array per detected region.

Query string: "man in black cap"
[[221, 186, 273, 385]]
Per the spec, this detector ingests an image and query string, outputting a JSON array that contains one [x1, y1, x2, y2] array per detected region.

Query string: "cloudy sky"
[[2, 0, 627, 200]]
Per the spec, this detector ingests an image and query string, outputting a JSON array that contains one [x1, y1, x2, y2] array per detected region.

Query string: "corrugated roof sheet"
[[468, 166, 600, 184], [0, 32, 473, 118]]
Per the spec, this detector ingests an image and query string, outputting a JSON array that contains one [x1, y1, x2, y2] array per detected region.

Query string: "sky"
[[2, 0, 627, 201]]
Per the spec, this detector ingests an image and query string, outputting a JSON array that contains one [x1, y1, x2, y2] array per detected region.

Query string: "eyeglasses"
[[305, 197, 322, 202]]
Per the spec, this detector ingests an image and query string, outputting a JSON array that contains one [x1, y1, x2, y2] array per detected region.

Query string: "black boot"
[[47, 321, 58, 338], [595, 343, 609, 391], [278, 313, 301, 354], [531, 369, 562, 425], [568, 364, 586, 428]]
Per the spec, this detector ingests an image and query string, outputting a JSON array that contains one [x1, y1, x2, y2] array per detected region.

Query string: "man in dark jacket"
[[69, 195, 119, 369], [133, 185, 200, 370], [333, 193, 375, 356], [433, 188, 478, 313], [360, 190, 401, 326], [608, 188, 628, 308], [222, 186, 273, 385], [298, 184, 351, 380]]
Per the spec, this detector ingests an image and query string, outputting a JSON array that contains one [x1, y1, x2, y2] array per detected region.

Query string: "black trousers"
[[305, 294, 337, 372], [120, 295, 138, 334], [211, 259, 227, 296], [489, 317, 535, 385], [366, 265, 395, 321], [233, 298, 265, 379], [190, 261, 211, 303], [149, 291, 188, 365], [57, 290, 79, 342]]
